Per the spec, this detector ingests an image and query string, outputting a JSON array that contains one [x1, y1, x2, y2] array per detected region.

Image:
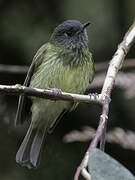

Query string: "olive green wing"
[[15, 43, 48, 126]]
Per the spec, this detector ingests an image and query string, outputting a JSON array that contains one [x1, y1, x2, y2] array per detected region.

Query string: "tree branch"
[[74, 21, 135, 180], [63, 126, 135, 151], [0, 84, 102, 104], [88, 71, 135, 99]]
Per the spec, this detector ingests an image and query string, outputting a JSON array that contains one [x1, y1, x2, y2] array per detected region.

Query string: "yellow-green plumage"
[[15, 20, 94, 168], [30, 42, 93, 129]]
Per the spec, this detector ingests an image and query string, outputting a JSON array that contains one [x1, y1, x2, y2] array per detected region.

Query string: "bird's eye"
[[64, 31, 73, 37]]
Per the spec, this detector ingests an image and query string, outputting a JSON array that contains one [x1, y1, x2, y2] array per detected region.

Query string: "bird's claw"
[[51, 88, 62, 95], [88, 93, 99, 101]]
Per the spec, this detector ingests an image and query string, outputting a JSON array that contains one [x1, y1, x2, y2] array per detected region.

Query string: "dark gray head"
[[50, 20, 90, 50]]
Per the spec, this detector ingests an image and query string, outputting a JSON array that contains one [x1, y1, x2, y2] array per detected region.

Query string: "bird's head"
[[50, 20, 90, 50]]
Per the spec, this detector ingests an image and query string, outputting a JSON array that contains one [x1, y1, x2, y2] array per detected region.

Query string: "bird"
[[15, 19, 94, 168]]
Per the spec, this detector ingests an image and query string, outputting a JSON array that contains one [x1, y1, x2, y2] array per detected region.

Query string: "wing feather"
[[15, 43, 48, 126]]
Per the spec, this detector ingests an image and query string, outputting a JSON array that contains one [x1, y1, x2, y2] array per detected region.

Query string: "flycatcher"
[[15, 19, 94, 168]]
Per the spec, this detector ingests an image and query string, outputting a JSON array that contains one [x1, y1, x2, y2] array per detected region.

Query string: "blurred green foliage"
[[0, 0, 135, 179]]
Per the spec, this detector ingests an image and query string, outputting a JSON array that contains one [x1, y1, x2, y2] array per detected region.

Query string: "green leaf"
[[88, 148, 135, 180]]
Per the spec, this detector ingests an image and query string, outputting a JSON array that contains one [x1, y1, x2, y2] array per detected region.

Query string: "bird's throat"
[[58, 46, 89, 67]]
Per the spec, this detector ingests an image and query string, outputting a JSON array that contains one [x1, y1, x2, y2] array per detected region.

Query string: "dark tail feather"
[[30, 128, 45, 167], [16, 123, 46, 168]]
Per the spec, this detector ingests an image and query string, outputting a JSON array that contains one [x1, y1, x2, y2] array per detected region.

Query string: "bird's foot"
[[51, 88, 62, 95], [88, 93, 99, 101]]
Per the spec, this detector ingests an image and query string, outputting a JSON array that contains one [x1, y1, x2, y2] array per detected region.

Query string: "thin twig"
[[74, 103, 109, 180], [101, 22, 135, 97], [74, 21, 135, 180], [88, 71, 135, 99], [81, 168, 91, 180], [63, 126, 135, 151]]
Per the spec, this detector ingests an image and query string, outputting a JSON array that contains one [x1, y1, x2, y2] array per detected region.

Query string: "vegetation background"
[[0, 0, 135, 179]]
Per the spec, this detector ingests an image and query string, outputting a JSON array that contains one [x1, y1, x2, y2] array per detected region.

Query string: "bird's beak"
[[77, 21, 91, 34], [82, 22, 91, 31]]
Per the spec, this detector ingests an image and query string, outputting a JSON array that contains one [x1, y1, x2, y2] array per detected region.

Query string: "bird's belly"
[[29, 59, 93, 128], [31, 99, 69, 128]]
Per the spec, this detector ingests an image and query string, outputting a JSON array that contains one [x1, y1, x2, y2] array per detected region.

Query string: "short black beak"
[[82, 21, 91, 31], [77, 21, 91, 34]]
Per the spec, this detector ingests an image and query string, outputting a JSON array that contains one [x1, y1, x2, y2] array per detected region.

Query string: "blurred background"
[[0, 0, 135, 179]]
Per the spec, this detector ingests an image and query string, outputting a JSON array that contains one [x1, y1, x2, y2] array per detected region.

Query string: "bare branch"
[[81, 168, 91, 180], [101, 21, 135, 97], [88, 71, 135, 99], [64, 126, 135, 151], [74, 21, 135, 180], [0, 84, 102, 104]]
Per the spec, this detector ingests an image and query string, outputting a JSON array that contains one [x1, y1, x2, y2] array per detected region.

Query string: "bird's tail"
[[16, 123, 46, 168]]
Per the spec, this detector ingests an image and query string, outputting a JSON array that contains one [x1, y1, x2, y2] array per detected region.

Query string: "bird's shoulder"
[[33, 42, 51, 67]]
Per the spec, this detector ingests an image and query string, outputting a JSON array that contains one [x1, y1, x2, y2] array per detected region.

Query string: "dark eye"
[[64, 31, 74, 37]]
